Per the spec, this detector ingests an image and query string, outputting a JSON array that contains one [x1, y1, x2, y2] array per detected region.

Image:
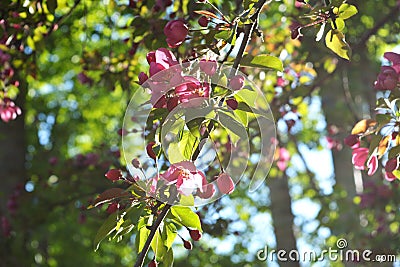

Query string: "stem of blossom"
[[134, 203, 171, 267], [229, 0, 269, 77]]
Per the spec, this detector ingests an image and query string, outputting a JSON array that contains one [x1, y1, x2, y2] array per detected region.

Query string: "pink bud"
[[199, 59, 217, 76], [198, 16, 209, 27], [189, 229, 202, 241], [105, 169, 123, 181], [148, 260, 158, 267], [226, 99, 238, 110], [131, 158, 141, 168], [385, 157, 399, 173], [183, 239, 193, 250], [106, 202, 119, 214], [216, 173, 235, 195], [138, 72, 148, 85], [146, 142, 157, 160], [146, 51, 156, 64], [344, 134, 360, 148], [164, 20, 188, 48], [229, 75, 245, 91]]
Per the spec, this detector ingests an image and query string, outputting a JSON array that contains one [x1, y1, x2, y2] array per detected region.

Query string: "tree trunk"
[[269, 174, 300, 267], [0, 79, 26, 215]]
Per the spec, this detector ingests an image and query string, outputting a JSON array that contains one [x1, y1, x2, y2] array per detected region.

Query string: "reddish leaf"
[[92, 188, 130, 208]]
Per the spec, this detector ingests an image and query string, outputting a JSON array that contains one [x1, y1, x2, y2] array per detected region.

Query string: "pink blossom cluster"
[[148, 161, 235, 199], [374, 52, 400, 90], [0, 97, 21, 123], [138, 48, 212, 111], [345, 134, 379, 177]]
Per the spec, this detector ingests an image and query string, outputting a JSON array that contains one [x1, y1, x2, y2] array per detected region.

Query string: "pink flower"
[[351, 147, 369, 170], [161, 161, 207, 196], [374, 66, 398, 90], [148, 48, 178, 77], [199, 59, 217, 76], [164, 20, 188, 48], [374, 52, 400, 90], [216, 173, 235, 195], [175, 77, 210, 103], [0, 98, 21, 122], [384, 52, 400, 65], [277, 147, 290, 171], [366, 153, 378, 176]]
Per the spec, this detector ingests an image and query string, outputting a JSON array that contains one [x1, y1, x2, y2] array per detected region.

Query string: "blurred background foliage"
[[0, 0, 399, 266]]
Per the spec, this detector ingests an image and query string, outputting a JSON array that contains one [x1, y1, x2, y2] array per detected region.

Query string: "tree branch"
[[134, 203, 171, 267], [229, 0, 269, 77]]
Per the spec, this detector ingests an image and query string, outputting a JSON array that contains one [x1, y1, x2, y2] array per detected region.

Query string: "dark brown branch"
[[134, 203, 171, 267], [229, 0, 269, 76]]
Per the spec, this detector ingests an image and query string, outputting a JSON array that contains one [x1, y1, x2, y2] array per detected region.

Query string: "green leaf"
[[331, 17, 345, 31], [337, 4, 358, 20], [136, 217, 150, 253], [163, 249, 174, 267], [164, 223, 177, 250], [217, 110, 247, 141], [151, 229, 167, 261], [170, 206, 202, 231], [179, 131, 197, 160], [389, 145, 400, 159], [94, 213, 118, 251], [179, 194, 195, 206], [325, 29, 351, 60], [167, 130, 197, 164], [215, 30, 232, 40], [240, 54, 283, 71]]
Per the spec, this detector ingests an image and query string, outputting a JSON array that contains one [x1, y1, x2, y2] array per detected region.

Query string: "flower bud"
[[216, 173, 235, 195], [198, 16, 209, 27], [131, 158, 141, 168], [138, 72, 149, 85], [183, 239, 193, 250], [148, 259, 158, 267], [164, 20, 188, 48], [189, 229, 202, 241], [229, 75, 244, 91], [226, 99, 238, 110], [146, 142, 157, 160], [105, 169, 123, 182]]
